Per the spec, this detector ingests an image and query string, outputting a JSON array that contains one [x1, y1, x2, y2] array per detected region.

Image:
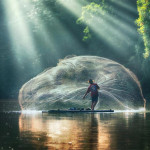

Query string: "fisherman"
[[83, 79, 100, 110]]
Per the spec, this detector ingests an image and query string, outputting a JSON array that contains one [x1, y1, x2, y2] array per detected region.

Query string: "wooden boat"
[[42, 109, 114, 113]]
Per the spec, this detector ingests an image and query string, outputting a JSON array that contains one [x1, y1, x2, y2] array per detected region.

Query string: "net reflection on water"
[[19, 113, 112, 150], [0, 111, 150, 150]]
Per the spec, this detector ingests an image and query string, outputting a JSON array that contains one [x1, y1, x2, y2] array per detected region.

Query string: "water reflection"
[[19, 113, 113, 150], [17, 112, 150, 150]]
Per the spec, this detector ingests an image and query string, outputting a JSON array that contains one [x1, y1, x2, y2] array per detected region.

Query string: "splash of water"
[[19, 56, 146, 110]]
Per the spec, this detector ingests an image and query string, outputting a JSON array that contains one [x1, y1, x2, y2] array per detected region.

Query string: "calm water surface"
[[0, 111, 150, 150]]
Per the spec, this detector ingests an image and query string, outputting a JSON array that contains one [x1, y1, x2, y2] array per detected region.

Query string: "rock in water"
[[19, 56, 146, 110]]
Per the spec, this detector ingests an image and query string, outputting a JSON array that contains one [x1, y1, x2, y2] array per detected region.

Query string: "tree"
[[136, 0, 150, 58], [76, 2, 106, 41]]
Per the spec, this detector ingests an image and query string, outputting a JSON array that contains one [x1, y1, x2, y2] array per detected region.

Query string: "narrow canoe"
[[42, 109, 114, 113]]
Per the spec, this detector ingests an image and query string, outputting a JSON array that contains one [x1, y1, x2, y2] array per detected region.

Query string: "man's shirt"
[[87, 83, 100, 97]]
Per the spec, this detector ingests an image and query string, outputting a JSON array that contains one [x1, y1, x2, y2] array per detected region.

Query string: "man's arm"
[[83, 91, 88, 99], [83, 88, 90, 99]]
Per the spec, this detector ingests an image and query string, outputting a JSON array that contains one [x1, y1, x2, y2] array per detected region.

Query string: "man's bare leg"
[[91, 100, 98, 110], [92, 101, 98, 110], [91, 102, 94, 110]]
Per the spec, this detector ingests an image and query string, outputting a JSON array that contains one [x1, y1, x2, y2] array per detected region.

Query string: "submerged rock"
[[19, 56, 146, 110]]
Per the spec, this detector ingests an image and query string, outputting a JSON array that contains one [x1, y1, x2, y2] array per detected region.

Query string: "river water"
[[0, 108, 150, 150]]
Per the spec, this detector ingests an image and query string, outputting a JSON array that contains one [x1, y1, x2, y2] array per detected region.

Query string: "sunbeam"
[[8, 0, 85, 60], [2, 0, 42, 70], [2, 0, 84, 73], [58, 0, 82, 17], [58, 0, 137, 55], [23, 0, 59, 55], [111, 0, 137, 14]]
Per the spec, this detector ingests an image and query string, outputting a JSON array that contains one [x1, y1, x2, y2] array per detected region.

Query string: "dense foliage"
[[76, 2, 105, 41], [136, 0, 150, 58]]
